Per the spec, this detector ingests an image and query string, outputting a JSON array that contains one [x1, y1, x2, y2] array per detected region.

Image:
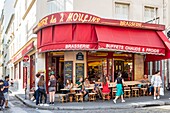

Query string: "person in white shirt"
[[151, 71, 162, 100]]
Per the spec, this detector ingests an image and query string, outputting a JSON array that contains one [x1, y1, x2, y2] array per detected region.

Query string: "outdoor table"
[[85, 87, 94, 90], [60, 88, 70, 94], [60, 88, 70, 91], [71, 88, 81, 93]]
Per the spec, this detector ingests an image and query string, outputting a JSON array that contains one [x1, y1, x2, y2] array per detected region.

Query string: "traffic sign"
[[23, 55, 29, 62], [23, 62, 29, 67]]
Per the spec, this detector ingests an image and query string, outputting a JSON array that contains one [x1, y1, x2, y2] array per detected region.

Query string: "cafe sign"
[[99, 43, 165, 55], [34, 12, 101, 33], [34, 12, 165, 33]]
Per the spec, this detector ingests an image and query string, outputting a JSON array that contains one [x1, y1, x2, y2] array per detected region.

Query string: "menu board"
[[76, 63, 84, 81], [64, 61, 73, 84]]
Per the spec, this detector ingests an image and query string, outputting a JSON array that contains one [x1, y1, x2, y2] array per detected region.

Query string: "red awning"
[[145, 31, 170, 61], [95, 26, 165, 55], [38, 24, 98, 52]]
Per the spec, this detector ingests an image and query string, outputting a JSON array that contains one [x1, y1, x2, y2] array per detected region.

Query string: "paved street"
[[1, 95, 170, 113]]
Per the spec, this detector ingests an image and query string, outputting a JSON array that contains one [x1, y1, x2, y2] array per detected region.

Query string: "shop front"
[[34, 12, 170, 91], [12, 39, 36, 91]]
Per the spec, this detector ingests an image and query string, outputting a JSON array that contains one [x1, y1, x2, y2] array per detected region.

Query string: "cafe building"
[[33, 11, 170, 87]]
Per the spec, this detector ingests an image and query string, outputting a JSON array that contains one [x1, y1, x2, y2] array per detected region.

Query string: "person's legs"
[[148, 86, 152, 95], [35, 89, 40, 105], [157, 86, 160, 99], [33, 91, 36, 99], [113, 96, 119, 103], [43, 91, 47, 103], [52, 91, 55, 103], [0, 97, 5, 109], [4, 93, 9, 108], [49, 92, 52, 103], [39, 92, 43, 104], [154, 87, 157, 99]]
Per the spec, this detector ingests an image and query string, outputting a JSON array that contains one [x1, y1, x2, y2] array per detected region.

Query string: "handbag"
[[160, 87, 164, 96]]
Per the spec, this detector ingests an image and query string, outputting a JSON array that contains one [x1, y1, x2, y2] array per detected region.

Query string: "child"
[[0, 80, 5, 110]]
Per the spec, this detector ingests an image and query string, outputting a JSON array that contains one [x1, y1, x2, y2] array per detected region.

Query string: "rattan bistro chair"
[[124, 87, 131, 98]]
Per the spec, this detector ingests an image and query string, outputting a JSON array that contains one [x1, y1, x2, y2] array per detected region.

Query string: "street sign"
[[23, 62, 29, 67]]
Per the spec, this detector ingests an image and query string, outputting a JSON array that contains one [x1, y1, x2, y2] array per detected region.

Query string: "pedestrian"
[[0, 80, 5, 110], [10, 79, 14, 87], [48, 74, 56, 105], [3, 76, 10, 108], [113, 72, 125, 104], [151, 71, 162, 100], [38, 75, 48, 106], [35, 73, 41, 105]]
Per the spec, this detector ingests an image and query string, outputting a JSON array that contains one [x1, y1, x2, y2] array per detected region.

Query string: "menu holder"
[[76, 63, 84, 81], [64, 61, 73, 84]]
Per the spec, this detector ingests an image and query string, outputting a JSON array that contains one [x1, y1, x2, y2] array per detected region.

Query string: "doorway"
[[47, 52, 64, 93]]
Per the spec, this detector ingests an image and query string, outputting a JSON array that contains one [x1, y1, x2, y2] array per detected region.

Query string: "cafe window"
[[144, 6, 158, 23], [114, 3, 129, 20]]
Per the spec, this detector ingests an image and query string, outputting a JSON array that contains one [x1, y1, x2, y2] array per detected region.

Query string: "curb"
[[15, 94, 56, 110], [14, 94, 169, 110], [15, 94, 132, 110], [10, 89, 170, 110]]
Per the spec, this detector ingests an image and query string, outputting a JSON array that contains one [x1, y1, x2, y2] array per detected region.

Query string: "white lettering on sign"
[[106, 44, 124, 50], [146, 48, 159, 53], [125, 46, 141, 52], [105, 44, 161, 54], [65, 44, 90, 49]]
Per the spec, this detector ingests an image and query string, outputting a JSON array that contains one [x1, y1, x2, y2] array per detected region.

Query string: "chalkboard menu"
[[76, 63, 84, 81], [64, 61, 73, 84]]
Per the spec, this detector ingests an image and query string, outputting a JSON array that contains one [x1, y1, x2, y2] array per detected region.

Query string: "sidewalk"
[[9, 88, 170, 110]]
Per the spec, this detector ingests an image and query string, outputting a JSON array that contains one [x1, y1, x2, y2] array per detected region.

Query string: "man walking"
[[3, 76, 9, 108]]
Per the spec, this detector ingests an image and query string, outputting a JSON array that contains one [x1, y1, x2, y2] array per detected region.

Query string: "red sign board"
[[23, 55, 29, 62], [33, 12, 165, 33]]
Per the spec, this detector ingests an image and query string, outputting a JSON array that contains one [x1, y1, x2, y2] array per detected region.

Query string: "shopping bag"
[[160, 87, 164, 96]]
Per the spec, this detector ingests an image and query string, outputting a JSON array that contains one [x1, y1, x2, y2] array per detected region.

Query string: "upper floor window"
[[47, 0, 73, 14], [115, 3, 129, 20], [144, 6, 158, 23]]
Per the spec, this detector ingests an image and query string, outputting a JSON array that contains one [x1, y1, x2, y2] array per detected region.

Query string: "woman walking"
[[48, 74, 56, 105], [113, 72, 125, 104], [151, 71, 162, 100]]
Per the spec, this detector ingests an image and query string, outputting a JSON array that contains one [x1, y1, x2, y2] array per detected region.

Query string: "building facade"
[[0, 0, 170, 92]]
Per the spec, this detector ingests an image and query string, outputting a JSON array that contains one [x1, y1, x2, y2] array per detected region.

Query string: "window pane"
[[47, 0, 73, 14], [144, 7, 157, 23], [115, 3, 129, 20]]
